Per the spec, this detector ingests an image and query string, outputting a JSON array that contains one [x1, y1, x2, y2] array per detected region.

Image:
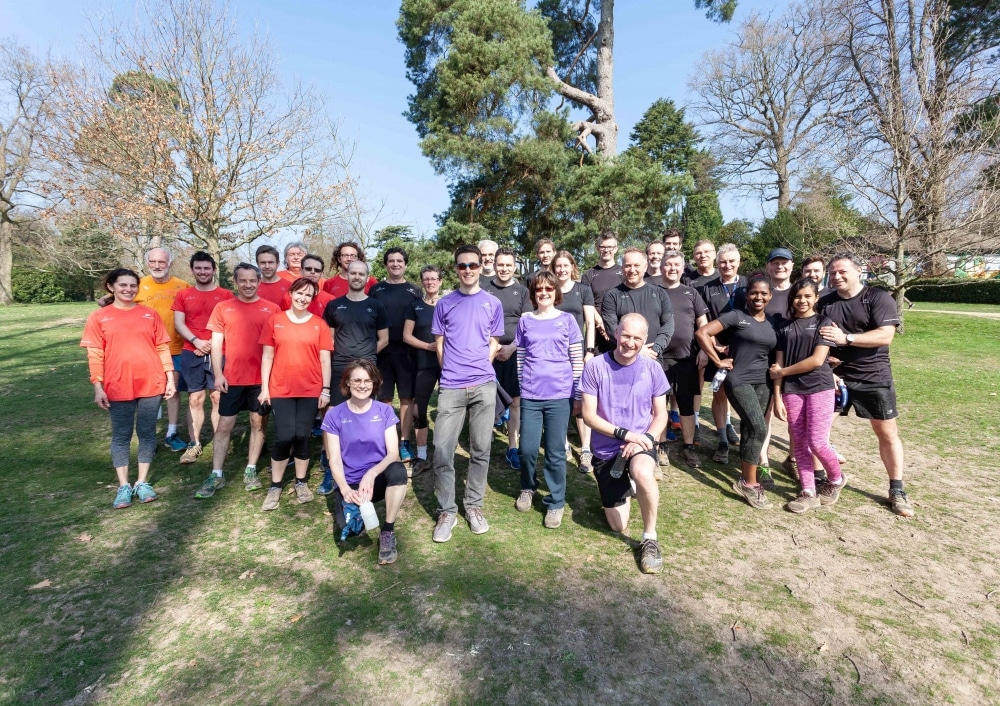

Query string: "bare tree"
[[831, 0, 1000, 314], [689, 1, 849, 210], [49, 0, 344, 265], [0, 41, 60, 305]]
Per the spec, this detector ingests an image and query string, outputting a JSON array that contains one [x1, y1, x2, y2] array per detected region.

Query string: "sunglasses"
[[302, 266, 323, 273], [535, 286, 555, 293], [455, 262, 481, 271]]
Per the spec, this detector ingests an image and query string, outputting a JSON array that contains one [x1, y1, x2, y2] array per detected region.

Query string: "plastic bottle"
[[609, 453, 627, 479], [711, 368, 728, 392], [359, 501, 380, 532]]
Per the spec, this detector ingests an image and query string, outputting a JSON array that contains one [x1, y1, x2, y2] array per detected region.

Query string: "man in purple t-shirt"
[[430, 244, 504, 542], [580, 313, 670, 574]]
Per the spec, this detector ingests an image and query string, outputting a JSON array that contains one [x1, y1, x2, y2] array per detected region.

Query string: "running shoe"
[[164, 434, 187, 452], [113, 484, 133, 509], [133, 481, 157, 503], [466, 506, 489, 534], [758, 466, 776, 491], [433, 511, 458, 543], [890, 488, 914, 517], [311, 420, 323, 438], [294, 481, 314, 504], [544, 508, 564, 529], [726, 423, 739, 446], [261, 486, 282, 511], [666, 427, 677, 441], [682, 445, 702, 469], [515, 489, 534, 512], [818, 474, 848, 507], [399, 440, 414, 463], [411, 458, 428, 476], [378, 530, 398, 565], [579, 449, 593, 474], [179, 443, 202, 464], [732, 478, 771, 510], [786, 492, 821, 513], [639, 538, 664, 574], [194, 474, 225, 499], [712, 443, 729, 464], [505, 447, 520, 470], [243, 466, 262, 491], [317, 467, 334, 496], [669, 411, 682, 431]]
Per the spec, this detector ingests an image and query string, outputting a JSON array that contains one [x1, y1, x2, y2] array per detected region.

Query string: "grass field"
[[909, 301, 1000, 314], [1, 302, 998, 705]]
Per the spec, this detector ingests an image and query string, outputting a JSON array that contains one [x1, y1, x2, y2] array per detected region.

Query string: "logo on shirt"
[[370, 415, 382, 422]]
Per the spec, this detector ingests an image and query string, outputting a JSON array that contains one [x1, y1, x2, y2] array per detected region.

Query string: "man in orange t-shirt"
[[280, 253, 334, 318], [255, 244, 291, 305], [277, 241, 313, 284], [172, 251, 235, 463], [194, 263, 278, 498]]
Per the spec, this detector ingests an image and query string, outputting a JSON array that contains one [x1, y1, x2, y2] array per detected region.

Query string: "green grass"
[[908, 301, 1000, 313], [1, 302, 999, 705]]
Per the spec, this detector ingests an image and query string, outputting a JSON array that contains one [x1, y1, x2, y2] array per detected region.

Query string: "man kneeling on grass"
[[580, 313, 671, 574]]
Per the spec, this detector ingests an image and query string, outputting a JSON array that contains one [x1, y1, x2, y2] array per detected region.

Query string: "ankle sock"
[[890, 479, 904, 493], [167, 424, 177, 436], [382, 522, 395, 533], [417, 445, 428, 460], [642, 531, 657, 541], [212, 469, 223, 477]]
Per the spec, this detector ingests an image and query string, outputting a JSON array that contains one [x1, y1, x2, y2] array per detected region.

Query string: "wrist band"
[[613, 426, 629, 441]]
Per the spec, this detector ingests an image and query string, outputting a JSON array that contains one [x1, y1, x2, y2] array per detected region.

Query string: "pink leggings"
[[784, 389, 842, 492]]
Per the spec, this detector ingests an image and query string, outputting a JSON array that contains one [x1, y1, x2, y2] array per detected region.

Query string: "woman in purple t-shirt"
[[321, 359, 408, 565], [513, 271, 584, 529]]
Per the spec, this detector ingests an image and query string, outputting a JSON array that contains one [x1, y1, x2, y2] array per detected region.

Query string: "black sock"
[[382, 522, 395, 533], [295, 478, 307, 485], [270, 482, 281, 489], [815, 470, 828, 483], [890, 479, 904, 493], [684, 443, 695, 450]]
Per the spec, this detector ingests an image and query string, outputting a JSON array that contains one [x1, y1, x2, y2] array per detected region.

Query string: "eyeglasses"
[[349, 379, 372, 386], [598, 245, 617, 251], [302, 266, 323, 273], [455, 262, 481, 271], [535, 286, 555, 293]]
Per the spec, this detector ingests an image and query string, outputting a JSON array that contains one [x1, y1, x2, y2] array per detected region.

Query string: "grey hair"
[[145, 246, 172, 265], [283, 241, 307, 260], [662, 249, 685, 262], [827, 252, 863, 270], [232, 262, 262, 280], [716, 243, 740, 262], [477, 239, 498, 251]]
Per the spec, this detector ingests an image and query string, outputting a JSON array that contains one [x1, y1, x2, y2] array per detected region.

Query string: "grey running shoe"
[[758, 466, 776, 491], [786, 492, 821, 513], [377, 530, 398, 564], [782, 456, 799, 480], [194, 473, 225, 499], [713, 443, 729, 464], [515, 489, 534, 512], [579, 449, 593, 474], [890, 488, 915, 517], [466, 506, 489, 534], [818, 475, 848, 506], [544, 507, 564, 529], [726, 423, 739, 446], [682, 446, 702, 468], [732, 479, 772, 510], [294, 481, 314, 504], [639, 538, 663, 574], [433, 511, 458, 542], [262, 486, 282, 512], [244, 466, 262, 491]]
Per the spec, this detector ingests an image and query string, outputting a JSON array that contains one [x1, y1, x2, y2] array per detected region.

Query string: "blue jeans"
[[519, 397, 571, 509], [433, 381, 496, 514]]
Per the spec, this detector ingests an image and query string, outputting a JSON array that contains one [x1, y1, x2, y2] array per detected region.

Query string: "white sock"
[[246, 465, 256, 471], [642, 531, 658, 541], [212, 469, 223, 477], [167, 424, 177, 436], [726, 414, 732, 427], [417, 445, 427, 460], [581, 447, 590, 454]]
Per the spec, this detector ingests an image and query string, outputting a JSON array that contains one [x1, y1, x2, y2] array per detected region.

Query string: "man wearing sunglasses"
[[430, 245, 504, 542]]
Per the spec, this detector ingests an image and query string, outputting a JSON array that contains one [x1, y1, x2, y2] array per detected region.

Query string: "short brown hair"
[[529, 270, 564, 307], [288, 277, 318, 298], [339, 359, 383, 400]]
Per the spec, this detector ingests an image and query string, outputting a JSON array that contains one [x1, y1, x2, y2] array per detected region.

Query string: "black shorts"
[[378, 348, 416, 400], [844, 381, 898, 420], [593, 448, 657, 508], [493, 355, 520, 399], [219, 384, 263, 417], [180, 350, 215, 392], [331, 460, 408, 529], [663, 357, 698, 416], [171, 354, 189, 393]]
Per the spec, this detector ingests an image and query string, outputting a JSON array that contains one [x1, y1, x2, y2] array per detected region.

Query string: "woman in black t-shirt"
[[770, 278, 846, 512], [402, 265, 443, 476], [696, 275, 778, 510]]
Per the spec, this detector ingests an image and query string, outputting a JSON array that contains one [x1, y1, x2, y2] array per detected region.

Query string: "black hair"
[[383, 247, 408, 265], [301, 253, 326, 271], [189, 251, 216, 270], [453, 244, 481, 263], [786, 277, 820, 319], [255, 244, 280, 263]]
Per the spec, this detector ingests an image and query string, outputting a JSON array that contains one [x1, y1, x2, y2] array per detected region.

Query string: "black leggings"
[[413, 367, 440, 430], [724, 382, 772, 464], [270, 397, 318, 462]]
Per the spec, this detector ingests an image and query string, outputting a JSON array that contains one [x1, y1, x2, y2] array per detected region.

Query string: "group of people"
[[80, 230, 914, 576]]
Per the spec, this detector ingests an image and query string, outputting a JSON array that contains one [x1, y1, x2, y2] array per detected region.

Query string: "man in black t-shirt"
[[765, 247, 794, 324], [689, 239, 717, 288], [369, 248, 422, 462], [819, 254, 913, 517], [482, 248, 531, 469], [644, 240, 665, 285], [818, 253, 914, 517], [582, 231, 624, 353]]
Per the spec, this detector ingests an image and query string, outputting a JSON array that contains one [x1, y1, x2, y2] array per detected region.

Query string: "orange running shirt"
[[171, 286, 235, 351], [135, 276, 189, 355], [259, 312, 334, 398], [322, 274, 377, 298], [257, 278, 291, 305], [207, 298, 278, 385], [280, 289, 334, 319], [80, 305, 171, 401]]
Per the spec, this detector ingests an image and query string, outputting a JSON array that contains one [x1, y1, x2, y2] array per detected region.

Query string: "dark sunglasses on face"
[[302, 266, 323, 273], [455, 262, 481, 271]]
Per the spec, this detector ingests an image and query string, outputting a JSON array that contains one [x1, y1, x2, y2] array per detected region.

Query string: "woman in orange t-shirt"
[[80, 269, 176, 510], [258, 278, 333, 512]]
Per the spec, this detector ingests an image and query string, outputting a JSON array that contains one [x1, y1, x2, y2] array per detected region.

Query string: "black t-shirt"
[[644, 271, 665, 288], [581, 264, 623, 308], [369, 280, 421, 347], [683, 263, 700, 284], [601, 283, 675, 353], [663, 284, 710, 361], [689, 270, 717, 289], [778, 314, 835, 394], [481, 278, 531, 344], [818, 286, 899, 384], [697, 275, 748, 321], [766, 286, 791, 326], [555, 281, 594, 337], [404, 298, 438, 370], [716, 310, 778, 386], [323, 296, 389, 366]]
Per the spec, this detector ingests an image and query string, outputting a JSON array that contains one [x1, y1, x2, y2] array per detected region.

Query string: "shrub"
[[11, 269, 67, 304], [906, 278, 1000, 304]]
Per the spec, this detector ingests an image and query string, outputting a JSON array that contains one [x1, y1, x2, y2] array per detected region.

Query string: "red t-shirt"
[[280, 289, 334, 319], [207, 298, 278, 385], [322, 274, 377, 298], [259, 312, 333, 398], [171, 286, 235, 351], [80, 305, 170, 401], [278, 269, 326, 290], [257, 278, 291, 305]]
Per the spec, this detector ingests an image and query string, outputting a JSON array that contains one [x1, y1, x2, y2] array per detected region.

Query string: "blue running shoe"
[[400, 440, 413, 462], [666, 428, 677, 441], [311, 420, 324, 438], [505, 447, 520, 470], [317, 468, 334, 495], [164, 434, 187, 452], [134, 481, 158, 503], [113, 484, 133, 509]]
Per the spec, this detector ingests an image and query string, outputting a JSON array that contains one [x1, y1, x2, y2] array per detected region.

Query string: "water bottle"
[[711, 368, 728, 392], [609, 453, 627, 479], [359, 501, 380, 532]]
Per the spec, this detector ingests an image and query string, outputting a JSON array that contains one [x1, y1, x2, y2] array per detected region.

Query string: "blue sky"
[[1, 0, 784, 237]]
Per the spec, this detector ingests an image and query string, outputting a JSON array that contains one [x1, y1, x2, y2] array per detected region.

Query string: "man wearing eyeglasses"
[[581, 230, 623, 353], [430, 244, 504, 542], [280, 254, 334, 318]]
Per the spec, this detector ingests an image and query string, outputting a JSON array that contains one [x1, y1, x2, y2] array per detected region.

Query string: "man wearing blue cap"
[[765, 247, 794, 324]]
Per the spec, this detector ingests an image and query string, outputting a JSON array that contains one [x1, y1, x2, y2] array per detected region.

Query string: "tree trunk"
[[895, 240, 906, 334], [0, 220, 13, 305], [775, 151, 791, 211], [594, 0, 617, 155]]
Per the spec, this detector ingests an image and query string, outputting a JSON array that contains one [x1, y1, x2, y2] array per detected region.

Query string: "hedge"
[[12, 269, 68, 304], [906, 278, 1000, 305]]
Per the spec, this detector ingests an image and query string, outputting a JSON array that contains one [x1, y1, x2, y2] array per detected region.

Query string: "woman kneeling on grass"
[[770, 278, 847, 512], [258, 277, 333, 512], [81, 268, 176, 509], [322, 359, 408, 565], [696, 275, 778, 510]]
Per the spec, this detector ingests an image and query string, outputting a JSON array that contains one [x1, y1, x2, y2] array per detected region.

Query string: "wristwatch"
[[586, 347, 597, 354], [845, 334, 856, 346]]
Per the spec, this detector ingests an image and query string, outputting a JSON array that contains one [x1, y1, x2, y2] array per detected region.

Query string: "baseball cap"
[[767, 247, 793, 262]]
